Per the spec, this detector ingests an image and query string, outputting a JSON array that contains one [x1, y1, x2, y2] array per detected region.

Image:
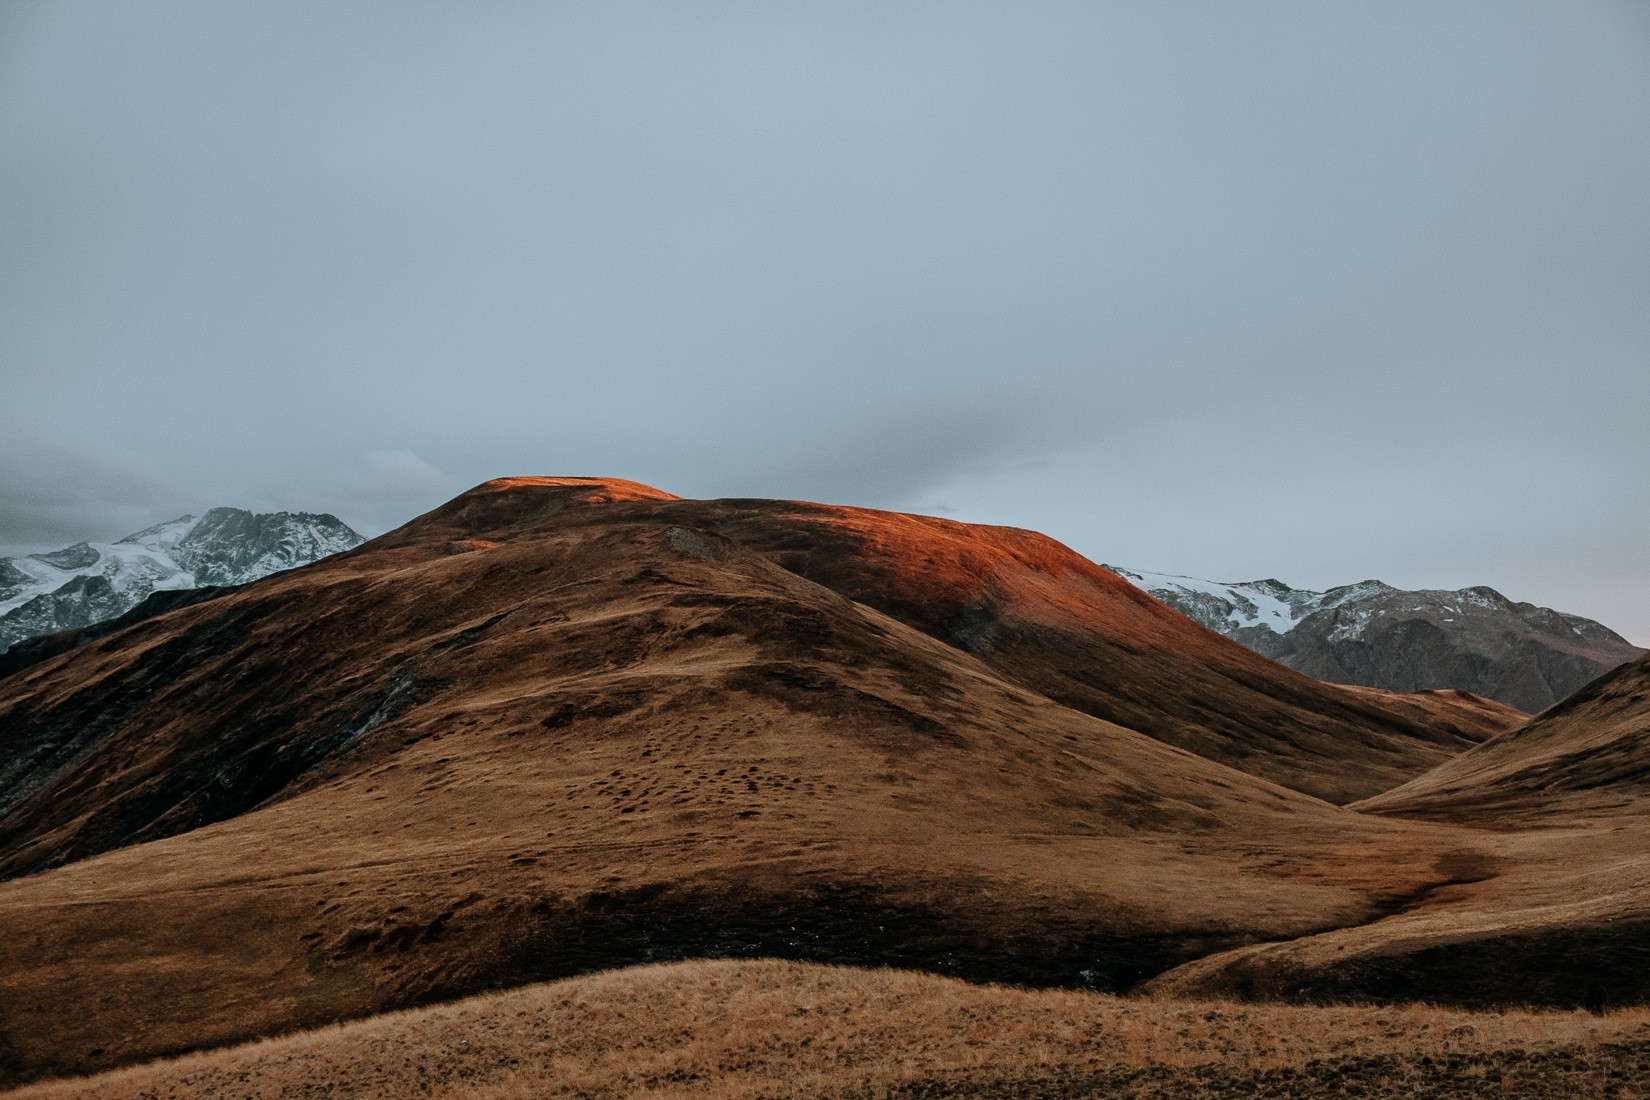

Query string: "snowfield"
[[0, 508, 362, 653]]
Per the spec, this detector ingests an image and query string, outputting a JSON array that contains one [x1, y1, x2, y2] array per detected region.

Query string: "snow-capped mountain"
[[1105, 567, 1644, 713], [0, 508, 363, 654]]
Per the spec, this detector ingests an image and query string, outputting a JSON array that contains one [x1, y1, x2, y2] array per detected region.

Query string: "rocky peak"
[[29, 543, 101, 571], [0, 508, 364, 654], [1110, 567, 1643, 712]]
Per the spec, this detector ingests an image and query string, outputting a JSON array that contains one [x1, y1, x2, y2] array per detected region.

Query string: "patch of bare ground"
[[11, 959, 1650, 1099]]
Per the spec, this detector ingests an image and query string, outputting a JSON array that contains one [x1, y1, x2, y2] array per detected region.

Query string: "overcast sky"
[[3, 2, 1647, 643]]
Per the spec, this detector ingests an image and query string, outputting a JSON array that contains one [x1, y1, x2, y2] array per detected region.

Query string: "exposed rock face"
[[0, 508, 363, 653], [1106, 569, 1643, 714]]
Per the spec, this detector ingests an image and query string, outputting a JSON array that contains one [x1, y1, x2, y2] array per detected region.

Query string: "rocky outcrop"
[[0, 509, 362, 653], [1108, 570, 1643, 713]]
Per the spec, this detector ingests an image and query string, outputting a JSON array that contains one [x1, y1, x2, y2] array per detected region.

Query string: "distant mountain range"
[[1105, 567, 1644, 713], [7, 505, 1634, 716], [0, 508, 363, 654]]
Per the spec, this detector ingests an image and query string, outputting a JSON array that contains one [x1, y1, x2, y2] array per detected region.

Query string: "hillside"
[[16, 960, 1650, 1100], [0, 477, 1512, 1086], [669, 500, 1518, 803], [1138, 653, 1650, 1008], [1359, 651, 1650, 820]]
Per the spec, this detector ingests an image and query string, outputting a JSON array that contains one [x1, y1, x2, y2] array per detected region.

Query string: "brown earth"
[[0, 476, 1636, 1091]]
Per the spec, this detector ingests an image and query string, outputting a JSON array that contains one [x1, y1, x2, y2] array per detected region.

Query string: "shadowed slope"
[[0, 478, 1486, 1085], [1142, 655, 1650, 1009], [1359, 652, 1650, 820], [1140, 814, 1650, 1011], [1331, 685, 1524, 750]]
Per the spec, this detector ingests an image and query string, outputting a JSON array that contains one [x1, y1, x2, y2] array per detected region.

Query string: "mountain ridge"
[[0, 507, 363, 653], [1358, 650, 1650, 820], [1106, 566, 1642, 712]]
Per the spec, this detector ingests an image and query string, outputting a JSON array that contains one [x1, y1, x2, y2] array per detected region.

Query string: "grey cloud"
[[0, 441, 182, 555], [2, 2, 1647, 642]]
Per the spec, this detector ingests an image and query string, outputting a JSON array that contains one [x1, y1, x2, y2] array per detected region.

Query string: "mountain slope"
[[687, 501, 1518, 803], [0, 508, 363, 653], [1140, 650, 1650, 1009], [0, 477, 1493, 1085], [1358, 652, 1650, 820], [1108, 568, 1642, 712]]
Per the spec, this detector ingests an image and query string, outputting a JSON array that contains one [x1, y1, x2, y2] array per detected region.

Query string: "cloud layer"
[[3, 2, 1647, 641]]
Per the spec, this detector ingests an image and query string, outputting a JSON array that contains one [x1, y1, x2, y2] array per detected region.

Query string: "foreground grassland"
[[14, 960, 1650, 1099]]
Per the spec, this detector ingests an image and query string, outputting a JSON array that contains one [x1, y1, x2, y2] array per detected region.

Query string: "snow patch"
[[0, 509, 363, 653], [1108, 568, 1312, 635]]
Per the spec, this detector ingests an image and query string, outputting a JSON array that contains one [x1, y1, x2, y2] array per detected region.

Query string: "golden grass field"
[[13, 959, 1650, 1099]]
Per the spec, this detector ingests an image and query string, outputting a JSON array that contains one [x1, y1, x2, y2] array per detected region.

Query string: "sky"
[[2, 2, 1647, 643]]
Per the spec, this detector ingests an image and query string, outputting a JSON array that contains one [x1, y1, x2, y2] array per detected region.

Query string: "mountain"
[[0, 508, 364, 654], [1105, 568, 1643, 713], [0, 477, 1525, 1084]]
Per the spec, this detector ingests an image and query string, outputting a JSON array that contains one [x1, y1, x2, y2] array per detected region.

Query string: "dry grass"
[[1, 479, 1641, 1091], [14, 959, 1650, 1099], [3, 481, 1509, 1085]]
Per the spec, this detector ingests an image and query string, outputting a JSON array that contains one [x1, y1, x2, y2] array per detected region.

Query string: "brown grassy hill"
[[387, 483, 1522, 802], [1140, 653, 1650, 1009], [0, 477, 1513, 876], [0, 478, 1502, 1086], [1358, 652, 1650, 820], [1138, 809, 1650, 1011], [15, 960, 1650, 1100], [1331, 684, 1525, 737]]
